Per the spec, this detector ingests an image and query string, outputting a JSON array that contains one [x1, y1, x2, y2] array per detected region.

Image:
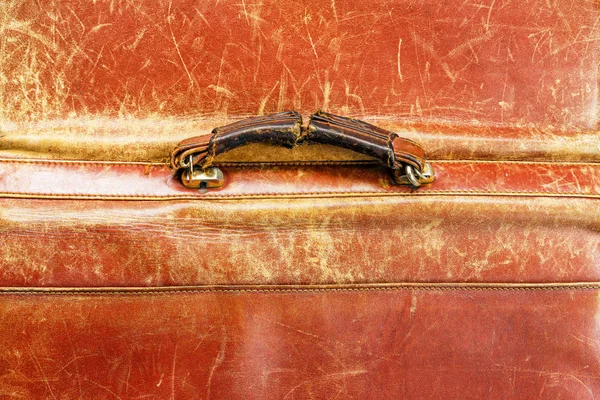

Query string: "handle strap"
[[307, 111, 426, 172], [171, 111, 434, 188], [171, 111, 302, 170]]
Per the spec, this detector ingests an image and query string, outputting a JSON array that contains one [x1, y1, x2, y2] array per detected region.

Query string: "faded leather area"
[[0, 159, 598, 199], [1, 0, 598, 164], [1, 288, 599, 398], [2, 118, 599, 163], [1, 194, 598, 287], [0, 159, 598, 286], [1, 0, 597, 128]]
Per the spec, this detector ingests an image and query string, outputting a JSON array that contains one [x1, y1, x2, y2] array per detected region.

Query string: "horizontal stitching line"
[[1, 285, 599, 296], [0, 160, 380, 168], [0, 190, 598, 200], [214, 160, 379, 167], [432, 160, 600, 167], [0, 158, 168, 167], [0, 158, 598, 167]]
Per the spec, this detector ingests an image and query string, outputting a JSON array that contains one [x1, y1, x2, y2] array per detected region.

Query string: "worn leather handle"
[[171, 111, 302, 170], [171, 110, 434, 187], [307, 111, 426, 172]]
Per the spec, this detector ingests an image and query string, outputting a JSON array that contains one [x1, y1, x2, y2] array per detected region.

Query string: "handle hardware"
[[180, 155, 225, 189], [395, 163, 435, 187]]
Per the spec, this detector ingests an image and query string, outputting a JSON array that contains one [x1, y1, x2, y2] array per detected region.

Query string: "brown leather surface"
[[1, 287, 599, 399], [0, 160, 599, 289], [1, 194, 598, 287], [0, 159, 598, 199], [1, 0, 598, 164], [2, 0, 598, 129], [2, 157, 596, 398], [2, 0, 599, 397]]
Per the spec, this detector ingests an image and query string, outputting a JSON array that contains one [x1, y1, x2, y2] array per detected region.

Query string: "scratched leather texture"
[[1, 0, 600, 399], [0, 0, 599, 162], [2, 0, 598, 124], [1, 288, 600, 399], [1, 163, 600, 399]]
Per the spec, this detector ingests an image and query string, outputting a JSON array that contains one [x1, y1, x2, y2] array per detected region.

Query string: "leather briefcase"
[[1, 0, 599, 398]]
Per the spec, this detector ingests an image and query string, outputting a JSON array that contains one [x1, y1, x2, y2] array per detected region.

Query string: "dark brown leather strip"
[[171, 111, 427, 173], [211, 111, 303, 168], [307, 111, 395, 167], [307, 111, 426, 171], [171, 111, 302, 169]]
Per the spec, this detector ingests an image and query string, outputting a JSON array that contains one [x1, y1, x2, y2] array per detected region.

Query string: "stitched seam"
[[432, 160, 600, 166], [0, 158, 599, 167], [215, 161, 379, 167], [0, 159, 380, 168], [1, 285, 599, 296], [0, 159, 168, 167], [0, 190, 598, 200], [0, 159, 381, 168]]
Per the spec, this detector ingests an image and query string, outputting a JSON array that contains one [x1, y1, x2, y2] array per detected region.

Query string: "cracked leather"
[[171, 111, 303, 170], [172, 110, 426, 172], [1, 0, 600, 398], [308, 111, 426, 171]]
